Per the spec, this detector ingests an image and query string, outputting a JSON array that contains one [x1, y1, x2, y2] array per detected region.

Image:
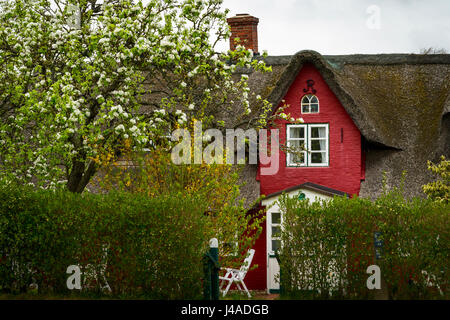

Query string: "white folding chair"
[[219, 249, 255, 298]]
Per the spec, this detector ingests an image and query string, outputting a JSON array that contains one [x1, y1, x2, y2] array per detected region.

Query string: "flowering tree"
[[0, 0, 271, 192]]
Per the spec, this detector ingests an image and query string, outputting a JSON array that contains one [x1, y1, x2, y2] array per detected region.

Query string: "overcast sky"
[[215, 0, 450, 55]]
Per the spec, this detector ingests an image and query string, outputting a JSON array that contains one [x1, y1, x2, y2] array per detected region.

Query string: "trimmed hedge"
[[0, 184, 214, 299], [277, 193, 449, 300]]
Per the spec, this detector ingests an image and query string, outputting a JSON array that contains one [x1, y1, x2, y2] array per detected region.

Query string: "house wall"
[[243, 207, 267, 291], [258, 63, 363, 197]]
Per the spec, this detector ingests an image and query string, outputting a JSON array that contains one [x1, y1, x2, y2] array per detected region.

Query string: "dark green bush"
[[277, 193, 449, 300], [0, 184, 213, 299]]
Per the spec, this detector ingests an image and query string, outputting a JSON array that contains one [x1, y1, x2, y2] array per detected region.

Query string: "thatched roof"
[[136, 50, 450, 202], [254, 50, 450, 149], [138, 50, 450, 152], [241, 50, 450, 201]]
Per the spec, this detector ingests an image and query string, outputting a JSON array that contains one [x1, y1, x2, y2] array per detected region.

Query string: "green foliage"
[[91, 147, 265, 271], [277, 191, 449, 300], [423, 156, 449, 203], [0, 0, 272, 192], [0, 184, 219, 299]]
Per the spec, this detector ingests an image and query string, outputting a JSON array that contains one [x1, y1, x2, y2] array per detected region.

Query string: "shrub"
[[0, 184, 215, 299], [91, 147, 264, 271], [423, 155, 449, 203], [277, 192, 449, 300]]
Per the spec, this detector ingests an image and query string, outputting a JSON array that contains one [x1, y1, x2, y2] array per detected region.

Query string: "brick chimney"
[[227, 14, 259, 54]]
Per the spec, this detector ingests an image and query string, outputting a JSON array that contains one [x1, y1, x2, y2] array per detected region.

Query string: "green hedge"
[[277, 193, 449, 300], [0, 184, 213, 299]]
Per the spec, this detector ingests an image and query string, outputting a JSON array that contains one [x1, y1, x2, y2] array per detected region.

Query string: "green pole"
[[210, 238, 219, 300], [203, 252, 211, 300]]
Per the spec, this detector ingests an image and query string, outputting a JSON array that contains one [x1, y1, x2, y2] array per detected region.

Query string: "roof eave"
[[263, 181, 350, 200]]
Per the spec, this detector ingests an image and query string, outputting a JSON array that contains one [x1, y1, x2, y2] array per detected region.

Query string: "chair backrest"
[[238, 249, 255, 279]]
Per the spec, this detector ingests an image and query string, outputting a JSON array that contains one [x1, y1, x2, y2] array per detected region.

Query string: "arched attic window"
[[301, 94, 319, 114]]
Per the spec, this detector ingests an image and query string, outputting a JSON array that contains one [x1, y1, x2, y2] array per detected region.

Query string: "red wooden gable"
[[258, 63, 363, 197]]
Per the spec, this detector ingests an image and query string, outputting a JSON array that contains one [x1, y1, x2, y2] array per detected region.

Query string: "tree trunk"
[[66, 159, 97, 193]]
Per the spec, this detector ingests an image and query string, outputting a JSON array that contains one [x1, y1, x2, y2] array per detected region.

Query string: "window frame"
[[269, 211, 282, 255], [286, 124, 307, 167], [286, 123, 329, 167], [301, 94, 320, 114]]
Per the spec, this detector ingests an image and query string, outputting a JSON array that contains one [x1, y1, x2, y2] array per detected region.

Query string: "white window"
[[286, 125, 307, 166], [286, 124, 329, 167], [301, 94, 319, 114], [270, 212, 282, 253]]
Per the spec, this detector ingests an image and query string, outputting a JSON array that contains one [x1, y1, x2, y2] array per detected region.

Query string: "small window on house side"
[[301, 94, 319, 114]]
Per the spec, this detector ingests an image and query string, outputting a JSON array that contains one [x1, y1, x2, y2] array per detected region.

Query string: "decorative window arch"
[[301, 94, 319, 114]]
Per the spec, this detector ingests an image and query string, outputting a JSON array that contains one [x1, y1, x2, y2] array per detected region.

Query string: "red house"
[[255, 61, 363, 293], [225, 14, 450, 293]]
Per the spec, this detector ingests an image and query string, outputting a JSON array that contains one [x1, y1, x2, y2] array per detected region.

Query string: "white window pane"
[[291, 152, 305, 165], [272, 226, 281, 237], [289, 127, 305, 139], [272, 212, 281, 224], [310, 96, 318, 104], [272, 240, 281, 252], [288, 140, 305, 165], [302, 104, 309, 113], [311, 126, 326, 138], [310, 152, 326, 164], [288, 139, 305, 149], [302, 95, 311, 103], [320, 139, 326, 150], [310, 139, 326, 151]]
